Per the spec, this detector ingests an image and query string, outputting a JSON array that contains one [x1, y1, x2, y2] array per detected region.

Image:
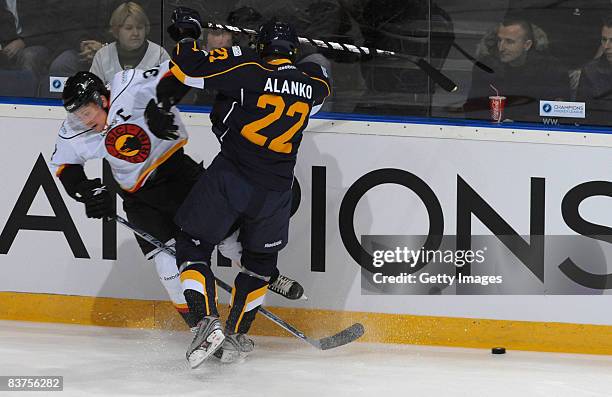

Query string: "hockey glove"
[[76, 179, 114, 219], [145, 99, 180, 140], [167, 7, 203, 42]]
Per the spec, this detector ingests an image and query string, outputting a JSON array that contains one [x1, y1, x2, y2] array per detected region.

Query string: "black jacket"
[[576, 56, 612, 125], [10, 0, 62, 48], [0, 2, 17, 46], [464, 51, 570, 122]]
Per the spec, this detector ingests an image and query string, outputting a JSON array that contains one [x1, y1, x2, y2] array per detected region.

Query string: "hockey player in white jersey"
[[49, 64, 304, 330]]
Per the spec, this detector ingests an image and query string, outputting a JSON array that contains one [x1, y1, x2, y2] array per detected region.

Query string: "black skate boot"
[[269, 274, 305, 300], [213, 333, 255, 363], [186, 316, 225, 369]]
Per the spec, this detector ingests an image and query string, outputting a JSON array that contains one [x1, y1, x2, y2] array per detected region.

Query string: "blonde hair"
[[110, 2, 151, 38]]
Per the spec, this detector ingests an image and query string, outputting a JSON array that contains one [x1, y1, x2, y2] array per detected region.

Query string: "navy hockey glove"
[[145, 99, 179, 140], [76, 179, 114, 219], [167, 7, 203, 42]]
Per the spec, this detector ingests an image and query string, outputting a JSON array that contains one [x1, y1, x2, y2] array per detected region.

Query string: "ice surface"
[[1, 320, 611, 397]]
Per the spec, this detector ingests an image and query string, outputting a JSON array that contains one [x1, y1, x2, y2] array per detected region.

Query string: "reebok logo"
[[162, 273, 180, 281], [264, 240, 282, 248], [92, 187, 107, 196]]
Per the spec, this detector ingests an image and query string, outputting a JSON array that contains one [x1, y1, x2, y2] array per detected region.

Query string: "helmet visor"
[[70, 101, 107, 132]]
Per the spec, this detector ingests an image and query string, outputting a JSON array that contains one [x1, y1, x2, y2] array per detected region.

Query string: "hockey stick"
[[451, 43, 494, 74], [204, 21, 458, 93], [113, 215, 365, 350]]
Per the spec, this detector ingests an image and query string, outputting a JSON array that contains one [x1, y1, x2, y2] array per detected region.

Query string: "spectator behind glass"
[[48, 1, 114, 79], [576, 16, 612, 126], [0, 0, 57, 79], [464, 18, 570, 123], [90, 1, 169, 83], [505, 1, 612, 71], [0, 2, 18, 69], [49, 0, 162, 79]]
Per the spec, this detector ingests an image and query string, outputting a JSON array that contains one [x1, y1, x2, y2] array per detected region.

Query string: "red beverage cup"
[[489, 96, 506, 122]]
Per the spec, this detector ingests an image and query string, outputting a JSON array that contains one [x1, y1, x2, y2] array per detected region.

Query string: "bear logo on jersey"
[[105, 124, 151, 163]]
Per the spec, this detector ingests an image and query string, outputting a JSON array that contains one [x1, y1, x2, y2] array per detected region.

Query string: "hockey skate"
[[186, 316, 225, 369], [213, 333, 255, 363], [269, 274, 305, 300]]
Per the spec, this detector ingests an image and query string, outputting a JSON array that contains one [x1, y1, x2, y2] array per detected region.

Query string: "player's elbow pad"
[[310, 102, 324, 116], [58, 164, 88, 202]]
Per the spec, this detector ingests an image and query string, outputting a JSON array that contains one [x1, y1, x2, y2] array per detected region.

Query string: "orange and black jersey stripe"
[[167, 39, 331, 191]]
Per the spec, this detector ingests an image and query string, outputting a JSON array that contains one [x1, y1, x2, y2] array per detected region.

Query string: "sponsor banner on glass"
[[49, 76, 68, 93], [361, 235, 612, 295], [539, 100, 585, 118]]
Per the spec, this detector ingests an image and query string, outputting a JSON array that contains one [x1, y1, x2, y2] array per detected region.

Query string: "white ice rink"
[[1, 320, 612, 397]]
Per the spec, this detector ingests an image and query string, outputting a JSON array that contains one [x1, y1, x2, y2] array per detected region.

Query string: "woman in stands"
[[90, 2, 169, 84]]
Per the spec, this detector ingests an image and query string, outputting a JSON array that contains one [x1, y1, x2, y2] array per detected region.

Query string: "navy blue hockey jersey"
[[168, 40, 331, 190]]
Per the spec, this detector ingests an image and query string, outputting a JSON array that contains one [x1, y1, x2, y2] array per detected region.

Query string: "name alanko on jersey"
[[264, 78, 313, 99]]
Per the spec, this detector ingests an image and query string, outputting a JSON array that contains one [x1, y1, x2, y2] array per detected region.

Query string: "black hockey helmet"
[[62, 71, 109, 113], [256, 19, 299, 61]]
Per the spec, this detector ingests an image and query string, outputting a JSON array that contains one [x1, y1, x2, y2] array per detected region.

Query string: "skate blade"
[[188, 329, 225, 369]]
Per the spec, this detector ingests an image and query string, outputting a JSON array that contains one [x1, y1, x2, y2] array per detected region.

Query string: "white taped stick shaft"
[[205, 22, 403, 58], [202, 21, 456, 92]]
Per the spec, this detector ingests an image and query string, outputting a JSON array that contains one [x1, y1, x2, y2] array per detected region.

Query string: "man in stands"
[[576, 16, 612, 126], [464, 17, 570, 122]]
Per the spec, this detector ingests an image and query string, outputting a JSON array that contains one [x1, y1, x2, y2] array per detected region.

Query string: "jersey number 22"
[[241, 94, 310, 154]]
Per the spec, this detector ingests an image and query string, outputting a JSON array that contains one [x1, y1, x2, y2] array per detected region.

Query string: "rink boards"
[[1, 103, 612, 354]]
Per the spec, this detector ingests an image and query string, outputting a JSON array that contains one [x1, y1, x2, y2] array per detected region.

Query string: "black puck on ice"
[[491, 347, 506, 354]]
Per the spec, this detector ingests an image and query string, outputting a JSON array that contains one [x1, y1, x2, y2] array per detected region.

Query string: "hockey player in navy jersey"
[[50, 63, 304, 333], [145, 8, 331, 367]]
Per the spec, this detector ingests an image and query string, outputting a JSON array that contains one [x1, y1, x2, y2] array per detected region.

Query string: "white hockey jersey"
[[50, 61, 188, 192]]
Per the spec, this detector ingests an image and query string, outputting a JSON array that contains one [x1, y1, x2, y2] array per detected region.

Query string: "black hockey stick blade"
[[316, 322, 365, 350], [414, 58, 458, 92], [473, 60, 494, 74], [390, 52, 458, 92], [217, 278, 365, 350], [258, 305, 365, 351]]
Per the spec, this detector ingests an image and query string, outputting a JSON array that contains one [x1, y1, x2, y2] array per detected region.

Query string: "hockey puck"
[[491, 347, 506, 354]]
